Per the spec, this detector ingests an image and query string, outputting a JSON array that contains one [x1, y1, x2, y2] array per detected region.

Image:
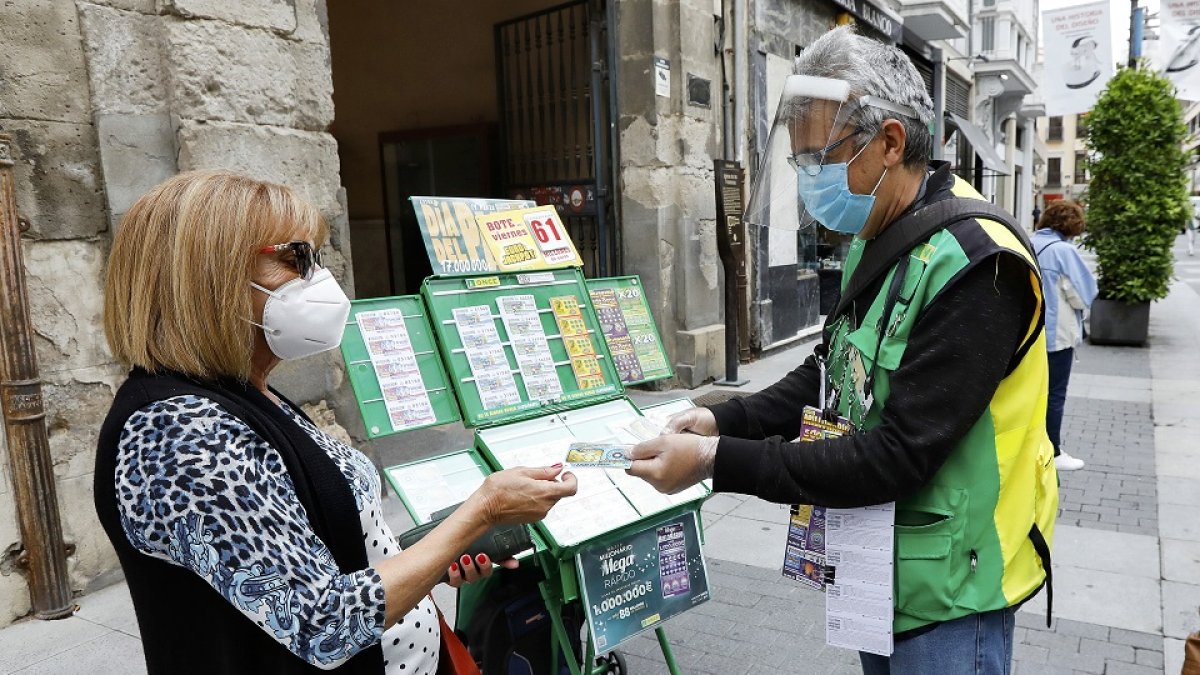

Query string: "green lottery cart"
[[341, 268, 712, 675]]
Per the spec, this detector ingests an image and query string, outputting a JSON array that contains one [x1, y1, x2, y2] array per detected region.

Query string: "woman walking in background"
[[1033, 201, 1098, 472]]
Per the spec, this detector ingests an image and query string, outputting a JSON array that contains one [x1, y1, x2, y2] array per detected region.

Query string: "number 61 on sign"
[[476, 206, 583, 271]]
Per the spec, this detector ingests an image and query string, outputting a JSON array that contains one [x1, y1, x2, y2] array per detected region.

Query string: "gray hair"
[[794, 26, 934, 168]]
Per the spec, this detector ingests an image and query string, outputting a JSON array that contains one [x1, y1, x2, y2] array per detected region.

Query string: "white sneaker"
[[1055, 452, 1085, 471]]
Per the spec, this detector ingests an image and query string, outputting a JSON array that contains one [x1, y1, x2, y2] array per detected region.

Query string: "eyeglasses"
[[787, 128, 864, 176], [258, 240, 323, 281]]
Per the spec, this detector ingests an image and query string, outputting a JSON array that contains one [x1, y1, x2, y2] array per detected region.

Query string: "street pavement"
[[0, 236, 1196, 674]]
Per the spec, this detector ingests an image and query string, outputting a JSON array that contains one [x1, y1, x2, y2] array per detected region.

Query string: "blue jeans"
[[1046, 348, 1075, 457], [859, 607, 1016, 675]]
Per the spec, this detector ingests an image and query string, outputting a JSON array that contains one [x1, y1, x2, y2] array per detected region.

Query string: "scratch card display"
[[357, 309, 437, 431], [614, 286, 670, 377], [496, 294, 563, 402], [550, 294, 604, 390], [453, 305, 521, 410], [589, 288, 644, 383]]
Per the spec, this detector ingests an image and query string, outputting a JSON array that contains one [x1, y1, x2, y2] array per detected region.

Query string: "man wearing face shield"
[[628, 26, 1057, 674]]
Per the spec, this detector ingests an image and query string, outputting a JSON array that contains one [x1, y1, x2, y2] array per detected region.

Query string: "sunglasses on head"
[[258, 240, 324, 281]]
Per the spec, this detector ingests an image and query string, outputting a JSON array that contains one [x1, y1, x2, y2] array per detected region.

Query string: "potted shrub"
[[1082, 65, 1190, 346]]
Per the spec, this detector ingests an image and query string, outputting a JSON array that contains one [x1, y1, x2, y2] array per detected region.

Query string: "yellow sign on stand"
[[477, 206, 583, 272], [411, 196, 584, 275]]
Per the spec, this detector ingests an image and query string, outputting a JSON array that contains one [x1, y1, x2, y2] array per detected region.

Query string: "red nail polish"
[[476, 554, 488, 565], [461, 555, 471, 566], [449, 562, 458, 573]]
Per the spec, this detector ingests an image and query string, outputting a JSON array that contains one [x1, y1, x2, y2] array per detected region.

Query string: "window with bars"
[[1048, 116, 1063, 142], [1047, 157, 1062, 186]]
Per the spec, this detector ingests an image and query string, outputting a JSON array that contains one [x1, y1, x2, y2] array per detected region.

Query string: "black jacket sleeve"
[[711, 253, 1038, 508]]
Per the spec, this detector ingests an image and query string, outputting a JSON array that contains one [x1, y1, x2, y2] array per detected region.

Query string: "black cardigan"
[[94, 368, 385, 674]]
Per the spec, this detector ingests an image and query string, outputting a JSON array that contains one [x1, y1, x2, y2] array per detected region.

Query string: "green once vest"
[[826, 184, 1059, 634]]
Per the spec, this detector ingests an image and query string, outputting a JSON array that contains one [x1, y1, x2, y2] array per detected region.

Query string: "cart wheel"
[[595, 651, 627, 674]]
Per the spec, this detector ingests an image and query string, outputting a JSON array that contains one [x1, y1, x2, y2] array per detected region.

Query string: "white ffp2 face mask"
[[250, 267, 351, 360]]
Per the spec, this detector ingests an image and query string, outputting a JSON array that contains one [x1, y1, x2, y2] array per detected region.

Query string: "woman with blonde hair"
[[1032, 200, 1098, 472], [95, 170, 577, 674]]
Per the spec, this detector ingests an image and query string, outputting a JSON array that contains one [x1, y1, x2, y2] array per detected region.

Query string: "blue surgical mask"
[[797, 141, 888, 235]]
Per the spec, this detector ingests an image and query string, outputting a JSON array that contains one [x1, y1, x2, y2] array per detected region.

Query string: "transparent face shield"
[[743, 75, 919, 232]]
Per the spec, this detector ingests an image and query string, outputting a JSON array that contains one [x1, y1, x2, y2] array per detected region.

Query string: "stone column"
[[75, 0, 354, 408], [1021, 116, 1036, 229], [1002, 113, 1017, 214], [614, 0, 726, 388], [0, 0, 353, 628]]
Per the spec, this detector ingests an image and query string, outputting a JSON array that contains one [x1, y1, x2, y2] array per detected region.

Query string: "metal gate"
[[495, 0, 618, 276]]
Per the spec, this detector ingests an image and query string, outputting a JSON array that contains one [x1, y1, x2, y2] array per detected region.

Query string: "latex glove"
[[663, 407, 718, 436], [627, 434, 718, 494]]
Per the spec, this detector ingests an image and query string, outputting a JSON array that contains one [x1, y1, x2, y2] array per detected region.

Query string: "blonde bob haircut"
[[104, 170, 328, 381]]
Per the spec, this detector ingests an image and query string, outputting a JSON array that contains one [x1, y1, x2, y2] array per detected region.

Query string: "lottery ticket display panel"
[[421, 268, 624, 428], [340, 296, 461, 438]]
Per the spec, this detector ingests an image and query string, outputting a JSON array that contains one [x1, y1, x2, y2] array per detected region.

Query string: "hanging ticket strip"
[[781, 406, 896, 657], [550, 295, 606, 390], [496, 295, 564, 401], [586, 277, 673, 385], [340, 297, 461, 439], [422, 268, 623, 427]]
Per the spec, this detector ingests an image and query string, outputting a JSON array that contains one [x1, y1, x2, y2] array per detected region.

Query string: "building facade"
[[1037, 111, 1091, 206], [1184, 101, 1200, 196]]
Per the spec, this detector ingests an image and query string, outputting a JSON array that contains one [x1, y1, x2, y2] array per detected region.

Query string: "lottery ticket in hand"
[[565, 442, 634, 469]]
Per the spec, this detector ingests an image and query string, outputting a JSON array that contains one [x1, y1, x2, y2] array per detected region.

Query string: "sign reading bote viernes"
[[476, 206, 583, 272]]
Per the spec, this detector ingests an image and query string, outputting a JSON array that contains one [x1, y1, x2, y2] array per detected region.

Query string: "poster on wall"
[[1162, 0, 1200, 101], [1040, 1, 1113, 116]]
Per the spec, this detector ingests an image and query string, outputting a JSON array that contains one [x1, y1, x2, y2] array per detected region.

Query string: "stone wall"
[[616, 0, 727, 388], [0, 0, 347, 628]]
